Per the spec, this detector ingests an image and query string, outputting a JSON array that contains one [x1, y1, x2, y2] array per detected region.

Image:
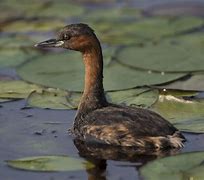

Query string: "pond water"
[[1, 100, 204, 180]]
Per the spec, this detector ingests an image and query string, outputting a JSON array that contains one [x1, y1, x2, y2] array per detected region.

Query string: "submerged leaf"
[[17, 51, 186, 91], [7, 155, 95, 172], [140, 151, 204, 180]]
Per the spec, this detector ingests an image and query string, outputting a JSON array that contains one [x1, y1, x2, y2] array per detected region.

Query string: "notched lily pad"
[[17, 50, 186, 91], [6, 155, 95, 172], [0, 80, 42, 99], [27, 89, 81, 109], [140, 151, 204, 180], [27, 88, 159, 110]]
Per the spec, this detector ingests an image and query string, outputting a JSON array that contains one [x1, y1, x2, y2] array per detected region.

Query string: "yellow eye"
[[64, 34, 70, 40]]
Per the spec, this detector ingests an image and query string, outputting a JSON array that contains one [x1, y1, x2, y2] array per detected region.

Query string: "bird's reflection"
[[73, 138, 181, 180]]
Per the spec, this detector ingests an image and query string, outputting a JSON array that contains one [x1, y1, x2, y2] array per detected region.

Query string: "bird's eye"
[[63, 34, 70, 40]]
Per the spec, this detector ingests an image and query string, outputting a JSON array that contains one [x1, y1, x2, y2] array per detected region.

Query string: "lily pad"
[[157, 74, 204, 91], [92, 16, 204, 45], [0, 80, 42, 99], [140, 151, 204, 180], [0, 48, 41, 68], [107, 88, 159, 108], [0, 0, 47, 18], [37, 2, 85, 19], [6, 155, 95, 172], [27, 89, 80, 110], [2, 19, 65, 33], [27, 88, 159, 110], [151, 93, 204, 133], [117, 35, 204, 72], [17, 50, 186, 91]]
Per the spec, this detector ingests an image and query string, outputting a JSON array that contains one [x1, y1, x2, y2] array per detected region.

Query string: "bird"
[[35, 23, 185, 150]]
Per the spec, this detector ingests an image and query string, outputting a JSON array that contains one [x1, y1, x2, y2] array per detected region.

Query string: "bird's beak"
[[34, 39, 64, 48]]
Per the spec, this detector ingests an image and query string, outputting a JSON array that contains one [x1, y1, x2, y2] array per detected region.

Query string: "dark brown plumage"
[[35, 23, 185, 150]]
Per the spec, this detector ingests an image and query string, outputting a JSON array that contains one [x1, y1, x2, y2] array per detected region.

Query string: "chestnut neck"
[[77, 36, 108, 116]]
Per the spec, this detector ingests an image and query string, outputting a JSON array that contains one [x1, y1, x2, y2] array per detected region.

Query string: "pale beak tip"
[[34, 43, 39, 47]]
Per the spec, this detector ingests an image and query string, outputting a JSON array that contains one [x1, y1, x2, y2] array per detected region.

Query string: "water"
[[0, 100, 204, 180]]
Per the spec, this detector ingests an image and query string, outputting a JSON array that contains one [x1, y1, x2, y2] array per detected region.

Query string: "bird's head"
[[35, 23, 97, 52]]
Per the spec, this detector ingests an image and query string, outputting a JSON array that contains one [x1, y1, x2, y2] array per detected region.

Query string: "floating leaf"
[[0, 48, 40, 68], [17, 50, 186, 91], [107, 88, 159, 108], [0, 80, 42, 99], [140, 151, 204, 180], [0, 0, 47, 18], [7, 155, 95, 172], [157, 74, 204, 91], [2, 19, 65, 33], [37, 2, 85, 18], [92, 16, 204, 45], [117, 37, 204, 73], [27, 89, 81, 109], [0, 35, 42, 67], [151, 92, 204, 133], [27, 88, 159, 109]]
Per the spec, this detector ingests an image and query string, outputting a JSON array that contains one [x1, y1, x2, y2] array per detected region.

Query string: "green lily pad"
[[0, 0, 47, 18], [157, 74, 204, 91], [92, 16, 204, 45], [0, 35, 42, 67], [140, 151, 204, 180], [27, 88, 159, 110], [151, 93, 204, 133], [27, 89, 80, 110], [37, 2, 85, 19], [117, 34, 204, 73], [107, 88, 159, 108], [0, 80, 42, 99], [17, 50, 186, 91], [6, 155, 95, 172], [2, 19, 65, 33], [0, 48, 41, 68]]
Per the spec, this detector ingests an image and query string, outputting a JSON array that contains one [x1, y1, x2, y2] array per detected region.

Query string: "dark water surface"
[[0, 100, 204, 180]]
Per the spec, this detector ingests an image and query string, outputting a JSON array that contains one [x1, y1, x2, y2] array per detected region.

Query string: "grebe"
[[35, 23, 185, 150]]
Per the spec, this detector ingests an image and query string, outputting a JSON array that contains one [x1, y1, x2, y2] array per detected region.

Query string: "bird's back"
[[73, 104, 185, 149]]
